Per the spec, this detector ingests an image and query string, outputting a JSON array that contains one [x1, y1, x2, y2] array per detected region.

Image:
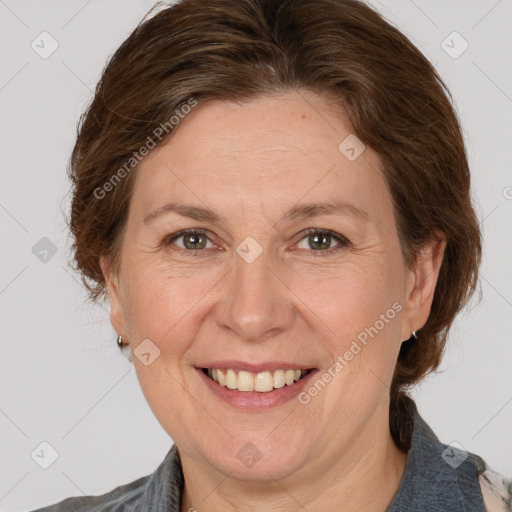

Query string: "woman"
[[32, 0, 511, 510]]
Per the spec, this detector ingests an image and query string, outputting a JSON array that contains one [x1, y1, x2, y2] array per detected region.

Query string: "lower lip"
[[195, 367, 319, 411]]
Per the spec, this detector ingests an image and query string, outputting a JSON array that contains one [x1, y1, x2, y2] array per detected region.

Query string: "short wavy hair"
[[67, 0, 482, 449]]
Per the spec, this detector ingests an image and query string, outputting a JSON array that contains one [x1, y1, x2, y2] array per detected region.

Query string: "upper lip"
[[196, 360, 317, 373]]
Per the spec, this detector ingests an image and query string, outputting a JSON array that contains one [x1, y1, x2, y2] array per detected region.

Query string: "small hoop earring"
[[411, 330, 419, 339], [116, 335, 133, 363]]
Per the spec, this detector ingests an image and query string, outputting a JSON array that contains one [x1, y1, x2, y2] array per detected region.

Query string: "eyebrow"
[[143, 199, 369, 225]]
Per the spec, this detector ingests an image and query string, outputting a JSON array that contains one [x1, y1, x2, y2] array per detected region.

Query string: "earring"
[[411, 330, 419, 339], [116, 335, 133, 363]]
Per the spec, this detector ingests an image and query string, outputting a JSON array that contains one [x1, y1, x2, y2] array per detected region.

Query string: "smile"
[[195, 361, 319, 410], [202, 368, 312, 393]]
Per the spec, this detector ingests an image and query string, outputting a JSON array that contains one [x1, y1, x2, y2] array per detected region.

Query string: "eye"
[[164, 229, 216, 254], [163, 228, 350, 256], [294, 229, 350, 254]]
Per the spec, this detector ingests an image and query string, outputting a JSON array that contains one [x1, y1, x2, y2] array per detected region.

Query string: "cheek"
[[288, 256, 404, 346], [120, 260, 198, 343]]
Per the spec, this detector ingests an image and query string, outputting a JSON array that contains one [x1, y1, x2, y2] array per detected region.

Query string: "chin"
[[202, 438, 307, 482]]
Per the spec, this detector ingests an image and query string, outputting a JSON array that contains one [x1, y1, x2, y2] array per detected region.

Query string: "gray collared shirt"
[[31, 407, 502, 511]]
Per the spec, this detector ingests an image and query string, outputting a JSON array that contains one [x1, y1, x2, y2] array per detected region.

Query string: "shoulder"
[[29, 444, 183, 512], [388, 402, 511, 512], [479, 466, 512, 512], [28, 473, 152, 511]]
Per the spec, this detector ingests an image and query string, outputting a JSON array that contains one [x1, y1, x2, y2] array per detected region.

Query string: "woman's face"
[[102, 90, 442, 481]]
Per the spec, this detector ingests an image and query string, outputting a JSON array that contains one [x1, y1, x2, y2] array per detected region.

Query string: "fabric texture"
[[30, 405, 510, 511], [479, 469, 512, 512]]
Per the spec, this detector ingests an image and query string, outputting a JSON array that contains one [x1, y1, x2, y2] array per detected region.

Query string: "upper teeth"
[[206, 368, 306, 392]]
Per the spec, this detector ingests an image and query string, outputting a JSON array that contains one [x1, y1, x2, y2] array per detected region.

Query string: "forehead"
[[130, 90, 394, 228]]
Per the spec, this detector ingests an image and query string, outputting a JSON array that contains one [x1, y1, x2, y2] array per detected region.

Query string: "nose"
[[214, 245, 295, 343]]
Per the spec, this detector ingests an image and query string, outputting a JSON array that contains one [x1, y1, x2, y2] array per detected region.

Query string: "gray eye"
[[173, 232, 214, 250], [297, 231, 341, 251]]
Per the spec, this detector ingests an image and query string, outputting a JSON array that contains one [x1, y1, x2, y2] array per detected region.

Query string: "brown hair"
[[67, 0, 481, 450]]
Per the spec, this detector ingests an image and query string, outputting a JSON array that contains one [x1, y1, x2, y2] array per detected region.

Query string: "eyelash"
[[163, 228, 350, 257]]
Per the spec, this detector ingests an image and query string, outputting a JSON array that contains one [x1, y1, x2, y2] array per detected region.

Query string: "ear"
[[99, 255, 128, 339], [400, 233, 446, 341]]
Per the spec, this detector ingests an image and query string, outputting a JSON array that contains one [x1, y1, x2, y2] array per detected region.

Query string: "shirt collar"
[[386, 406, 486, 511]]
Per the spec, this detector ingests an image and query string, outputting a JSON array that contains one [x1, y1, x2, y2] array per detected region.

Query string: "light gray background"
[[0, 0, 511, 510]]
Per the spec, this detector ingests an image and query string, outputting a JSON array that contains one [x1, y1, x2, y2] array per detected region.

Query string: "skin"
[[100, 90, 445, 512]]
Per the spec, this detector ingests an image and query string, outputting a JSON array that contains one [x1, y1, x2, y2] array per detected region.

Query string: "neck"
[[179, 407, 408, 512]]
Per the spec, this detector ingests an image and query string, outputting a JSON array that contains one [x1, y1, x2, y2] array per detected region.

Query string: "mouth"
[[199, 367, 315, 393], [194, 359, 320, 410]]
